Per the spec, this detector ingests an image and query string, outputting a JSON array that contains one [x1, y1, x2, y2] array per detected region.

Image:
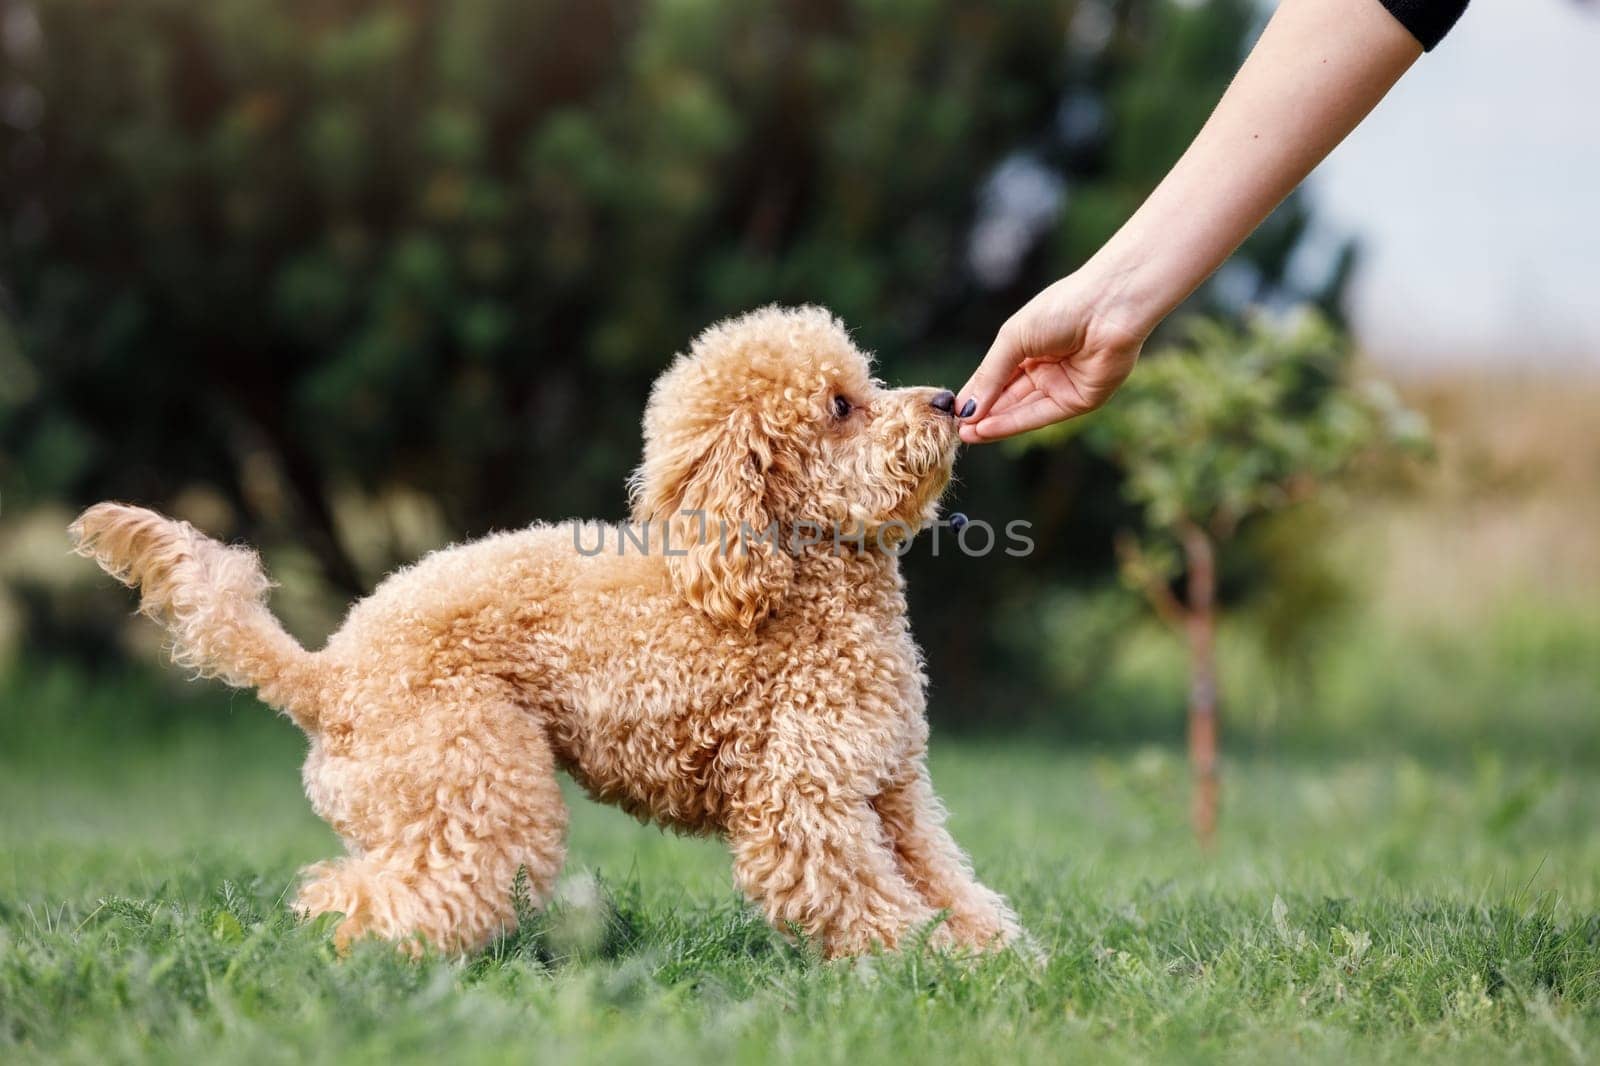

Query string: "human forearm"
[[957, 0, 1451, 441], [1082, 0, 1422, 338]]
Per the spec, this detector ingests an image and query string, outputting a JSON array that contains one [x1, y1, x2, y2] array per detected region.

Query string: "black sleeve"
[[1378, 0, 1470, 51]]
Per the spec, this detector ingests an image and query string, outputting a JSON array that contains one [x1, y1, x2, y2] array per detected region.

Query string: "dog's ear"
[[632, 412, 795, 629]]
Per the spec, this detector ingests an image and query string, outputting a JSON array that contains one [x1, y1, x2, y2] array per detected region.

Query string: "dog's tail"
[[70, 503, 325, 733]]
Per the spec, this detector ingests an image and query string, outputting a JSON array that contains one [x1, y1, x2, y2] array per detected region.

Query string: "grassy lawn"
[[3, 668, 1598, 1064]]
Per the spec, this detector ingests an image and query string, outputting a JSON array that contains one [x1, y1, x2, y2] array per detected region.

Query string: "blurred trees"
[[1087, 313, 1428, 842], [0, 0, 1354, 720]]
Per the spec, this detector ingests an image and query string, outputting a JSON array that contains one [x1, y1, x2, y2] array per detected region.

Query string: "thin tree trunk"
[[1181, 521, 1220, 849]]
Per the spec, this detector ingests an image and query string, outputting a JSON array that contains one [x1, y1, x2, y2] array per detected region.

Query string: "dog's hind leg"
[[295, 697, 568, 955], [872, 769, 1021, 953]]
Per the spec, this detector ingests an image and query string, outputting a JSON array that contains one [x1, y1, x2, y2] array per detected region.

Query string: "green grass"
[[1036, 596, 1600, 763], [3, 666, 1599, 1064]]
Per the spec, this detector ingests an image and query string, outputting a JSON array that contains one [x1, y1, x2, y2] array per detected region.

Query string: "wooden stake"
[[1181, 521, 1219, 849]]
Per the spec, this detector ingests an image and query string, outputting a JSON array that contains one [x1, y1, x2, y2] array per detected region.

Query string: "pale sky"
[[1310, 0, 1600, 370]]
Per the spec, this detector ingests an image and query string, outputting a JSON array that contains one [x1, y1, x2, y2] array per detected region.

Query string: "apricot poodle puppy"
[[71, 305, 1022, 958]]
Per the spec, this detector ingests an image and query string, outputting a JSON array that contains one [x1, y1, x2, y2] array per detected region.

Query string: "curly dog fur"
[[70, 305, 1022, 958]]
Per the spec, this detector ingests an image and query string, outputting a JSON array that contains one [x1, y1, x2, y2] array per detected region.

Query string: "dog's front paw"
[[946, 910, 1045, 966], [818, 903, 948, 959], [943, 914, 1011, 953], [941, 889, 1024, 954]]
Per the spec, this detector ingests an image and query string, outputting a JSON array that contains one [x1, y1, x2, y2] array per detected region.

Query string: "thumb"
[[958, 324, 1027, 423]]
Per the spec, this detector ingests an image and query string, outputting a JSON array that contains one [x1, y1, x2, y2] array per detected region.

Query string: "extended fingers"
[[957, 372, 1040, 443], [989, 369, 1043, 414], [960, 393, 1076, 442], [958, 324, 1029, 424]]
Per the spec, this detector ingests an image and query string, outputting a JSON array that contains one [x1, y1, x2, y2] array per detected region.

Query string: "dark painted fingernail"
[[948, 512, 969, 532], [959, 398, 976, 419]]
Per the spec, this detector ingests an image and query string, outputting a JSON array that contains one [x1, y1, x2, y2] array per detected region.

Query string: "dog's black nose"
[[930, 389, 957, 414]]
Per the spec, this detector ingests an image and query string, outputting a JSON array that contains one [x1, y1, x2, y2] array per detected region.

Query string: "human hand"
[[957, 273, 1148, 443], [957, 0, 1422, 444]]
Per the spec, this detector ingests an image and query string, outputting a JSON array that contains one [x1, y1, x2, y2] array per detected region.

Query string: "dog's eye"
[[831, 395, 852, 419]]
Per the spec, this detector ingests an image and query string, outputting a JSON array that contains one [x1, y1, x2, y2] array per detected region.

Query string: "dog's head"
[[629, 305, 961, 628]]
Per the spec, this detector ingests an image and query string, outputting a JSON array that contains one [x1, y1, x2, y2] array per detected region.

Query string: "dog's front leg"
[[728, 789, 945, 958], [872, 768, 1023, 953]]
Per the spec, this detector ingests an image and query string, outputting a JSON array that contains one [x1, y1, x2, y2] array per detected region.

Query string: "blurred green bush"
[[0, 0, 1353, 722]]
